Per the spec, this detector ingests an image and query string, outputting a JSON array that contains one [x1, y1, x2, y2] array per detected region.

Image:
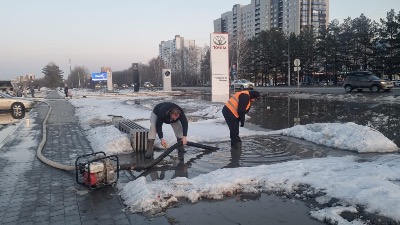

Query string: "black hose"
[[120, 141, 219, 171], [187, 141, 219, 150]]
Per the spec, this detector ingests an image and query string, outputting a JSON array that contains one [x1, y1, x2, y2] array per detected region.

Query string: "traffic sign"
[[294, 59, 300, 67]]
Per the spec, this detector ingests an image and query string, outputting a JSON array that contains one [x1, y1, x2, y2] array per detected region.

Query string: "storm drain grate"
[[118, 120, 149, 152]]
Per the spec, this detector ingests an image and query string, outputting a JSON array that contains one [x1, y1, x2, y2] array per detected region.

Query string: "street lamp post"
[[294, 59, 301, 88], [288, 41, 290, 87]]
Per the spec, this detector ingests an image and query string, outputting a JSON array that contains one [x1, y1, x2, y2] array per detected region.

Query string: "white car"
[[143, 82, 154, 89], [230, 79, 255, 90], [0, 92, 35, 116]]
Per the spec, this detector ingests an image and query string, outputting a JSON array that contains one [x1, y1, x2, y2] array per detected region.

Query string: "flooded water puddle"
[[117, 95, 400, 182], [248, 96, 400, 147], [116, 95, 399, 224], [118, 134, 358, 183]]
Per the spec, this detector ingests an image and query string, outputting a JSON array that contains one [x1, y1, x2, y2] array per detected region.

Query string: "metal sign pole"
[[294, 59, 301, 89]]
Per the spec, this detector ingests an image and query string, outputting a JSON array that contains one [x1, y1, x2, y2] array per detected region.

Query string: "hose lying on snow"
[[37, 96, 219, 172], [119, 141, 219, 171]]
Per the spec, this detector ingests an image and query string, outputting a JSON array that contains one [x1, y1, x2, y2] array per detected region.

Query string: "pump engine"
[[75, 152, 119, 189]]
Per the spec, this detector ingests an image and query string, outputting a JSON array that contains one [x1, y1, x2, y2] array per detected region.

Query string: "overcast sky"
[[0, 0, 398, 80]]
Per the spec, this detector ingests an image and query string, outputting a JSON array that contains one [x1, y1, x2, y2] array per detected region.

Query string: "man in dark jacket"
[[64, 84, 69, 98], [222, 90, 260, 149], [145, 102, 189, 158]]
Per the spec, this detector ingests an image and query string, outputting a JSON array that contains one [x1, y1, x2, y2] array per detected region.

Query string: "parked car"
[[230, 79, 255, 90], [0, 80, 21, 96], [121, 84, 128, 88], [143, 82, 154, 89], [394, 80, 400, 87], [0, 92, 35, 117], [343, 71, 394, 93]]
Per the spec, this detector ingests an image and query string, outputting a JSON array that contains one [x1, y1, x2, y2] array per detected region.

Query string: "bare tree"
[[66, 66, 90, 88], [200, 46, 211, 85]]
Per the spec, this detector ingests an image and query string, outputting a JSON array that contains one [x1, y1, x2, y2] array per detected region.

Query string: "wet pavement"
[[0, 91, 140, 225], [1, 90, 399, 225]]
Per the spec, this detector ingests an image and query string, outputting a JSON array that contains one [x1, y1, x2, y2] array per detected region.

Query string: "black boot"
[[177, 138, 185, 153], [177, 150, 185, 163], [145, 139, 155, 158], [232, 140, 242, 150]]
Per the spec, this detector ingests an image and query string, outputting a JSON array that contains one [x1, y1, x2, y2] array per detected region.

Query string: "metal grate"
[[119, 120, 149, 152]]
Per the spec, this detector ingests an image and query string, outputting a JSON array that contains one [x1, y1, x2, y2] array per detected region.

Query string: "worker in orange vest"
[[222, 90, 261, 149]]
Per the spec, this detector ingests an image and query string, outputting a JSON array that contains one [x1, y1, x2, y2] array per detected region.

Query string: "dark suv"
[[343, 71, 393, 93]]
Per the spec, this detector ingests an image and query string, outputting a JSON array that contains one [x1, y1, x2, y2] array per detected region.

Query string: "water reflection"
[[248, 96, 400, 146], [0, 110, 26, 125]]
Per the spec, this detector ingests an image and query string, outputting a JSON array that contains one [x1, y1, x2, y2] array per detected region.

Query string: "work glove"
[[240, 122, 244, 127]]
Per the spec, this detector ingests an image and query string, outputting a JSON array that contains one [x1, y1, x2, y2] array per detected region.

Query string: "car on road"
[[143, 82, 154, 89], [0, 80, 21, 96], [0, 92, 35, 116], [343, 71, 394, 93], [230, 79, 255, 90], [393, 80, 400, 87]]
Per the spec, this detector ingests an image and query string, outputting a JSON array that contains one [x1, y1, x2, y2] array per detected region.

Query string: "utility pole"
[[288, 41, 291, 87], [69, 58, 72, 87], [69, 58, 72, 75]]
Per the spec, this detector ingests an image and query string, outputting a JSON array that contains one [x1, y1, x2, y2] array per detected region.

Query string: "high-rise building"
[[159, 35, 202, 85], [214, 0, 329, 40], [159, 35, 196, 69]]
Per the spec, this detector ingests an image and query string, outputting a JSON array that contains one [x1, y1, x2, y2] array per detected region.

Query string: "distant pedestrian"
[[222, 90, 261, 149], [64, 84, 69, 98], [30, 86, 35, 98]]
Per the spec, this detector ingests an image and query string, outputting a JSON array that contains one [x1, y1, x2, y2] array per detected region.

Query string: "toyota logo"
[[213, 36, 226, 45]]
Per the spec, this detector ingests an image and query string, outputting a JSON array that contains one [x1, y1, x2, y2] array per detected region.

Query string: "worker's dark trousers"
[[222, 106, 241, 143]]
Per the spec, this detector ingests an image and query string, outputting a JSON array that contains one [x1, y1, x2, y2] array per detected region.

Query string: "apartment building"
[[214, 0, 329, 40], [158, 35, 196, 69]]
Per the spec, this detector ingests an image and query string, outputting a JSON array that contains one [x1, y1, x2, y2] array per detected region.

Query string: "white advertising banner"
[[210, 33, 229, 102], [162, 69, 172, 91]]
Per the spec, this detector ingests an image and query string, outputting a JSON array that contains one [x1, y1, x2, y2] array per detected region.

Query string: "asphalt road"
[[172, 86, 400, 95]]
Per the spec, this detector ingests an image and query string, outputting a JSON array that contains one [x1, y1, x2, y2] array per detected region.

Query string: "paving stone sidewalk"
[[0, 91, 170, 225]]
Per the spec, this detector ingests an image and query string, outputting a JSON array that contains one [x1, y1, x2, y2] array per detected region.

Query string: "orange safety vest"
[[225, 90, 251, 118]]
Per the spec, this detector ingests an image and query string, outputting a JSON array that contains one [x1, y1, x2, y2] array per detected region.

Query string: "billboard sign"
[[210, 33, 229, 102], [162, 69, 172, 91], [91, 72, 107, 81]]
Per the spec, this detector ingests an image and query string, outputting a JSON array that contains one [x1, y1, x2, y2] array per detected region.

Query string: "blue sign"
[[91, 72, 107, 81]]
